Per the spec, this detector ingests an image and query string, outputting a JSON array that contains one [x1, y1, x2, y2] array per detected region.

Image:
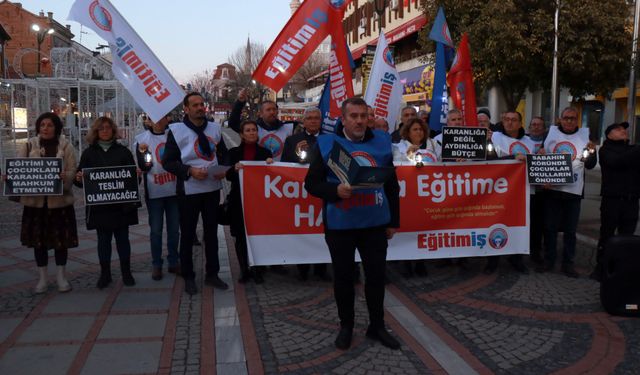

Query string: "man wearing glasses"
[[537, 107, 597, 277]]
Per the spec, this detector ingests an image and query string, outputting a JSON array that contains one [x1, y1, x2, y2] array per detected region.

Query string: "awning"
[[351, 15, 428, 60]]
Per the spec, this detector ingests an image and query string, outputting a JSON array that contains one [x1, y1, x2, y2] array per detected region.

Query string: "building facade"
[[0, 1, 74, 78]]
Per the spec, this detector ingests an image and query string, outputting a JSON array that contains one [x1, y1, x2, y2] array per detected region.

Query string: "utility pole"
[[550, 0, 560, 124], [628, 0, 640, 143]]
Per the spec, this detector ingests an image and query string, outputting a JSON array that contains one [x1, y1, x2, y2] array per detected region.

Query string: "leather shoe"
[[270, 265, 288, 275], [562, 265, 579, 278], [536, 263, 553, 273], [366, 326, 400, 350], [334, 326, 353, 350], [510, 261, 529, 274], [205, 275, 229, 290], [151, 267, 163, 281], [184, 279, 198, 295], [168, 264, 181, 275], [414, 261, 428, 277], [483, 264, 497, 275], [238, 273, 251, 284]]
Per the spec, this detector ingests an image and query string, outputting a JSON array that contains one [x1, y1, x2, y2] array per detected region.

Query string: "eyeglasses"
[[562, 116, 577, 121]]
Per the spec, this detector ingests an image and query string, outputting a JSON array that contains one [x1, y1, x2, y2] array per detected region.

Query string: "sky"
[[17, 0, 293, 82]]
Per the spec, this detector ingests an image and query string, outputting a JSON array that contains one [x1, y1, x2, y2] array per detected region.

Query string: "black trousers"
[[234, 227, 250, 276], [34, 248, 67, 267], [597, 197, 639, 262], [178, 190, 220, 280], [297, 263, 327, 277], [530, 192, 546, 259], [325, 227, 387, 329]]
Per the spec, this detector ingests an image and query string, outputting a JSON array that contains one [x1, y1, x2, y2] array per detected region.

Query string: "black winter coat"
[[599, 139, 640, 198], [280, 131, 319, 164], [225, 143, 272, 236], [75, 142, 139, 230]]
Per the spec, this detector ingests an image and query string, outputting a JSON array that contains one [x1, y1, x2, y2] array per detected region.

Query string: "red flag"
[[447, 33, 478, 126], [252, 0, 350, 92], [327, 26, 354, 117]]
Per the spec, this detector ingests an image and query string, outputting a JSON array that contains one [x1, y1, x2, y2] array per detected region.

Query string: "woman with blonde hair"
[[392, 118, 438, 163], [75, 117, 139, 289], [13, 112, 78, 293]]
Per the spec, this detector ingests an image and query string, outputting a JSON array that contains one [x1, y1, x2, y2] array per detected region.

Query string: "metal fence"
[[0, 78, 143, 159]]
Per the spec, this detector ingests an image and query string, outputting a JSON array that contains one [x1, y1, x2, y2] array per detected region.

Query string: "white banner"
[[364, 31, 404, 133], [68, 0, 183, 122]]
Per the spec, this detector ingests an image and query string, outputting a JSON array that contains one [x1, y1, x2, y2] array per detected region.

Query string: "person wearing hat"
[[477, 108, 503, 132], [591, 122, 640, 281]]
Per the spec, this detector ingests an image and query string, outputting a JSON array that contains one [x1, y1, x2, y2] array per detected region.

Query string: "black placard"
[[3, 157, 63, 196], [526, 154, 574, 184], [82, 165, 140, 206], [441, 127, 487, 160]]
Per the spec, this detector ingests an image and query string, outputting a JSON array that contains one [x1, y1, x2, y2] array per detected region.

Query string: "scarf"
[[184, 115, 211, 157], [242, 141, 257, 161], [39, 137, 59, 157], [98, 139, 114, 152]]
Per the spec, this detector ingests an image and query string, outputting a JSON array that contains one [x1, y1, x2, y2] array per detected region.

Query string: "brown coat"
[[17, 135, 76, 208]]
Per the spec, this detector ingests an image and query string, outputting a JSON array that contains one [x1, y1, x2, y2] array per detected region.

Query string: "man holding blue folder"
[[305, 97, 401, 350]]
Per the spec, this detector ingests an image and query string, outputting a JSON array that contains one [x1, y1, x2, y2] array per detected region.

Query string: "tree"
[[418, 0, 632, 110], [227, 40, 268, 115], [186, 69, 216, 109], [288, 50, 329, 102]]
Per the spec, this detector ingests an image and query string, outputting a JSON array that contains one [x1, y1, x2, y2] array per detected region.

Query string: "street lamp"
[[550, 1, 560, 124], [31, 24, 54, 75], [368, 0, 388, 34]]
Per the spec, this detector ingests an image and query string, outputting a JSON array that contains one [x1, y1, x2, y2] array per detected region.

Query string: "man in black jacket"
[[305, 97, 401, 351], [591, 122, 640, 281], [538, 107, 597, 278], [281, 107, 330, 282], [162, 93, 229, 294], [390, 106, 417, 143], [228, 89, 297, 161]]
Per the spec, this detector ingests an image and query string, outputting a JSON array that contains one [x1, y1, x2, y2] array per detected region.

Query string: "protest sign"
[[441, 126, 487, 160], [4, 158, 63, 196], [82, 165, 139, 206], [526, 154, 574, 185]]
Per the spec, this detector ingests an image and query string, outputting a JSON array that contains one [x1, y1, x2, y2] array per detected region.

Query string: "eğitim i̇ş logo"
[[351, 151, 377, 167], [89, 1, 112, 31], [488, 228, 508, 250], [155, 143, 166, 165], [417, 150, 438, 163], [442, 22, 453, 45], [194, 136, 217, 161], [509, 141, 531, 157], [383, 47, 395, 67], [260, 134, 284, 157], [553, 141, 577, 161]]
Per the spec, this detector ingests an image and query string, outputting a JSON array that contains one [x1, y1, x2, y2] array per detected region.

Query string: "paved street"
[[0, 169, 639, 374]]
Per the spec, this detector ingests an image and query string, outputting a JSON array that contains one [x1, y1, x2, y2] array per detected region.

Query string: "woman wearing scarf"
[[75, 117, 138, 289], [13, 113, 78, 293]]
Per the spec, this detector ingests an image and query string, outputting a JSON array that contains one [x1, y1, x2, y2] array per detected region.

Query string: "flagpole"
[[628, 0, 640, 143], [551, 0, 560, 124]]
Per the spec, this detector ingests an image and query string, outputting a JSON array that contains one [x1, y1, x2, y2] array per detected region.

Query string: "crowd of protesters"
[[4, 90, 638, 351]]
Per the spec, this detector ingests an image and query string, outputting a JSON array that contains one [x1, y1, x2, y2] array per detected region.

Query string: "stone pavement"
[[0, 170, 639, 374]]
